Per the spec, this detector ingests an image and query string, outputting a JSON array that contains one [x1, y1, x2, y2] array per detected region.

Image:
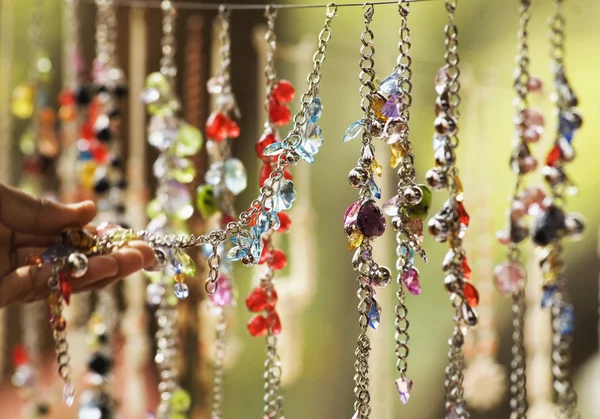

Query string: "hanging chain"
[[263, 269, 284, 419], [217, 6, 232, 93], [264, 5, 278, 113], [510, 291, 527, 418], [160, 0, 177, 83], [210, 308, 227, 418]]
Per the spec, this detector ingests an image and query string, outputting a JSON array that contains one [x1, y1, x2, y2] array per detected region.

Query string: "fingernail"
[[67, 200, 95, 209]]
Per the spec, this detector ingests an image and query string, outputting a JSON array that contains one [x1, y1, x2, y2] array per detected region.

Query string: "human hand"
[[0, 184, 156, 307]]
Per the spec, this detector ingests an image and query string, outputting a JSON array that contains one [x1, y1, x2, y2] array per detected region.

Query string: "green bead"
[[19, 128, 36, 155], [174, 250, 196, 277], [406, 184, 432, 219], [170, 387, 191, 412], [170, 160, 196, 184], [109, 229, 137, 244], [146, 198, 163, 219], [145, 72, 171, 95], [195, 185, 219, 219], [175, 123, 203, 156]]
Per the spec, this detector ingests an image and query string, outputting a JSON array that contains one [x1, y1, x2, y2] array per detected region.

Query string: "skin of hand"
[[0, 184, 156, 307]]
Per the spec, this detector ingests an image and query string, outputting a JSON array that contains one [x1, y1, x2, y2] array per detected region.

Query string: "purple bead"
[[344, 201, 362, 229], [382, 94, 401, 118], [357, 201, 386, 238], [394, 377, 413, 404], [210, 275, 234, 306], [382, 195, 400, 216], [402, 268, 421, 296], [41, 245, 76, 265]]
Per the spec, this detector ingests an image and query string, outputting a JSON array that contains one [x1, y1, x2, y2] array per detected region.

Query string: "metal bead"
[[426, 167, 447, 190], [446, 115, 458, 136], [360, 144, 376, 166], [461, 302, 478, 327], [444, 274, 461, 293], [428, 217, 448, 242], [67, 252, 88, 278], [372, 266, 392, 287], [145, 248, 168, 272], [241, 254, 255, 267], [391, 216, 402, 230], [403, 186, 423, 205], [434, 146, 455, 167], [348, 167, 369, 188], [435, 90, 450, 113], [542, 165, 567, 187], [564, 212, 585, 241], [434, 116, 449, 135], [283, 150, 300, 166]]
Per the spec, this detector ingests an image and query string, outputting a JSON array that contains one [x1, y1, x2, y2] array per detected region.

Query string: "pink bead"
[[496, 231, 511, 245], [510, 200, 527, 221], [521, 156, 538, 173], [523, 127, 541, 143], [526, 77, 543, 93], [519, 109, 545, 131], [493, 262, 526, 295], [402, 268, 421, 296], [519, 186, 546, 207], [209, 275, 233, 306]]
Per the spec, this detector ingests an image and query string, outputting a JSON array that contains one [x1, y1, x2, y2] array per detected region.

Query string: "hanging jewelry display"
[[200, 5, 242, 418], [248, 5, 297, 418], [492, 0, 544, 417], [425, 0, 478, 416], [532, 0, 584, 416], [343, 5, 389, 418], [141, 1, 202, 417]]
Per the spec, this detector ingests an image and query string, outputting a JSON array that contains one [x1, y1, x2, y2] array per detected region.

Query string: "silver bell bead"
[[68, 252, 89, 278]]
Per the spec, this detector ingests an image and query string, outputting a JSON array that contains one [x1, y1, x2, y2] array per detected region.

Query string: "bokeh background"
[[0, 0, 599, 418]]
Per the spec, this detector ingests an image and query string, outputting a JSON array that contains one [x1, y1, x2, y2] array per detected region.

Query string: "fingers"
[[0, 184, 96, 235], [0, 241, 156, 307]]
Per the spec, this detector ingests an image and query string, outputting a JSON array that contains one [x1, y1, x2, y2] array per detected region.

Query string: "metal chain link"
[[210, 308, 227, 418], [264, 5, 278, 114], [509, 291, 527, 418], [160, 0, 177, 83], [217, 5, 232, 92]]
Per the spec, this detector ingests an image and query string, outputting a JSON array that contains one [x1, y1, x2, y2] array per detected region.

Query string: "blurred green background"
[[3, 0, 600, 418]]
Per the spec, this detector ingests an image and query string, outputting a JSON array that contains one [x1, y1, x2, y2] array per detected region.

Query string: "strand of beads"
[[141, 1, 200, 418], [425, 0, 477, 417], [344, 5, 390, 419], [376, 0, 430, 405], [532, 0, 584, 416], [198, 6, 241, 419]]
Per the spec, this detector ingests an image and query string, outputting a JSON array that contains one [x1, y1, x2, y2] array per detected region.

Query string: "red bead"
[[462, 257, 472, 280], [226, 118, 241, 139], [60, 279, 72, 305], [53, 316, 67, 332], [246, 285, 269, 312], [259, 162, 273, 187], [276, 212, 292, 233], [256, 130, 278, 160], [267, 311, 282, 335], [258, 239, 269, 264], [269, 249, 287, 271], [206, 112, 228, 142], [80, 122, 94, 140], [283, 169, 293, 181], [545, 144, 562, 167], [271, 80, 295, 104], [457, 201, 470, 227], [12, 345, 29, 367], [268, 97, 292, 126], [89, 139, 108, 163], [247, 315, 269, 337], [59, 89, 76, 107], [221, 214, 235, 226], [463, 282, 479, 307]]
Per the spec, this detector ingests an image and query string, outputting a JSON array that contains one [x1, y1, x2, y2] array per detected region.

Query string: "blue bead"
[[308, 97, 323, 123], [343, 120, 363, 143], [397, 243, 415, 265], [41, 245, 76, 265], [541, 285, 559, 308], [559, 114, 575, 143], [174, 282, 189, 299], [558, 304, 575, 335], [249, 226, 263, 261], [379, 72, 399, 95], [275, 180, 297, 211], [369, 177, 382, 199], [368, 298, 381, 329], [263, 141, 286, 157]]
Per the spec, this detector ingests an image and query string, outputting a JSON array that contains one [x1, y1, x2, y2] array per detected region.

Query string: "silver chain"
[[510, 291, 527, 418], [264, 5, 277, 114], [160, 0, 177, 83], [210, 308, 227, 418]]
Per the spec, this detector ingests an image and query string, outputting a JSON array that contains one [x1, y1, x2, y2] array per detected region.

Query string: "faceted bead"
[[382, 195, 400, 217], [343, 120, 363, 143], [383, 119, 407, 145], [397, 243, 415, 264], [246, 286, 269, 312], [380, 72, 399, 95], [382, 94, 401, 118], [169, 249, 196, 277], [347, 230, 364, 251], [527, 77, 543, 92], [558, 304, 575, 335], [173, 282, 189, 299], [308, 97, 323, 123], [357, 201, 386, 238], [402, 268, 421, 296], [62, 382, 75, 406], [541, 284, 559, 308], [174, 123, 203, 156], [390, 143, 405, 168], [405, 218, 424, 241], [268, 97, 292, 126], [196, 185, 220, 219], [42, 245, 76, 265], [434, 67, 449, 94], [210, 275, 234, 307], [406, 185, 432, 219], [256, 130, 278, 160], [394, 377, 413, 404], [173, 273, 185, 283], [12, 345, 29, 367], [545, 144, 562, 167], [247, 315, 269, 337], [369, 177, 381, 199], [274, 179, 297, 211], [559, 113, 576, 143], [344, 201, 362, 230], [518, 109, 544, 136], [269, 249, 287, 271], [532, 205, 566, 246], [171, 388, 192, 412], [272, 80, 295, 103], [493, 261, 526, 295], [367, 297, 381, 329], [224, 158, 247, 195], [60, 279, 72, 305], [457, 200, 470, 227], [276, 212, 291, 233], [370, 92, 389, 122], [463, 282, 479, 307], [267, 311, 282, 335], [206, 111, 239, 142]]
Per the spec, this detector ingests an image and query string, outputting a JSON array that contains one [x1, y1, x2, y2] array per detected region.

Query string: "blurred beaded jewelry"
[[342, 5, 391, 418], [531, 0, 584, 416], [245, 6, 298, 418], [199, 5, 242, 418], [425, 0, 478, 416]]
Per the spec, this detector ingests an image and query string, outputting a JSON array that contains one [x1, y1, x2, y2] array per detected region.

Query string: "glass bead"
[[145, 72, 171, 96], [308, 97, 323, 122], [370, 92, 389, 122], [276, 212, 292, 233], [174, 123, 203, 156], [269, 249, 287, 271], [541, 285, 559, 308], [397, 243, 415, 264], [402, 268, 421, 296], [347, 230, 364, 251], [394, 377, 413, 404], [390, 143, 405, 168], [210, 275, 234, 307], [42, 245, 76, 265], [262, 140, 286, 157], [256, 130, 278, 160], [173, 282, 189, 300], [382, 195, 400, 217], [371, 159, 383, 177], [170, 387, 191, 412], [344, 201, 362, 229], [196, 185, 220, 219], [343, 120, 363, 143], [247, 315, 269, 337], [272, 80, 295, 104], [435, 67, 449, 94], [558, 304, 575, 335], [268, 96, 292, 126], [357, 201, 386, 238], [367, 297, 381, 329], [532, 205, 566, 246], [493, 261, 526, 295], [273, 179, 296, 212], [406, 184, 432, 219], [267, 311, 282, 335], [369, 177, 382, 199], [303, 123, 323, 154], [62, 382, 75, 406], [11, 84, 35, 119], [463, 282, 479, 307], [382, 94, 401, 118], [224, 158, 247, 195], [380, 72, 399, 95], [173, 273, 185, 283], [169, 249, 196, 277]]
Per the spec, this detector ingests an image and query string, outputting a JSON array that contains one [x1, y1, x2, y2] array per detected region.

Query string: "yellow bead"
[[11, 84, 35, 119], [370, 93, 389, 123], [454, 176, 464, 194], [371, 159, 382, 177], [390, 143, 405, 168], [347, 230, 364, 251], [173, 273, 185, 283]]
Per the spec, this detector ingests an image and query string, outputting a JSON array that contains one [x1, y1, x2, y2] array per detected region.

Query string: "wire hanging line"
[[82, 0, 440, 11]]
